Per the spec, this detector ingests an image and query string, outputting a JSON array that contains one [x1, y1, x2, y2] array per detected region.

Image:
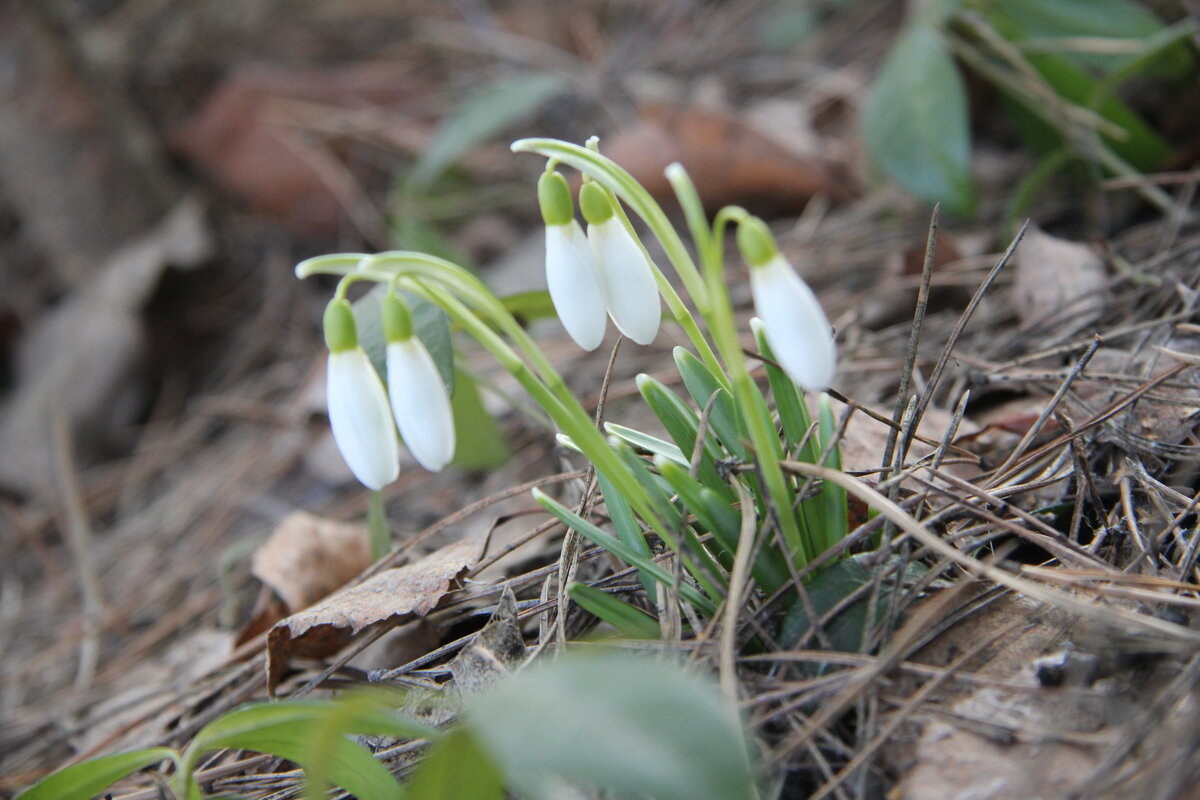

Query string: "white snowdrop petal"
[[751, 255, 836, 390], [589, 219, 661, 345], [327, 349, 401, 490], [546, 221, 608, 350], [387, 338, 456, 472]]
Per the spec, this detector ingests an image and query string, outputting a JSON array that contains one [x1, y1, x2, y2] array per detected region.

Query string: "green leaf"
[[532, 488, 714, 614], [594, 466, 655, 597], [306, 690, 441, 800], [500, 289, 558, 324], [816, 393, 848, 554], [450, 367, 510, 470], [637, 375, 734, 499], [407, 728, 505, 800], [352, 283, 455, 393], [779, 555, 926, 670], [779, 556, 875, 662], [1023, 52, 1170, 171], [186, 701, 404, 800], [15, 747, 179, 800], [864, 24, 975, 213], [674, 347, 747, 459], [466, 653, 758, 800], [604, 422, 688, 466], [411, 73, 567, 188], [568, 582, 660, 639]]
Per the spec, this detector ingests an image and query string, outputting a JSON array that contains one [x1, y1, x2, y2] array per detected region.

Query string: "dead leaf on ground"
[[883, 594, 1122, 800], [0, 198, 211, 495], [826, 396, 981, 477], [448, 586, 527, 694], [1012, 226, 1107, 334], [253, 511, 372, 612], [266, 533, 488, 693], [235, 511, 373, 644], [603, 103, 847, 215], [171, 63, 425, 234]]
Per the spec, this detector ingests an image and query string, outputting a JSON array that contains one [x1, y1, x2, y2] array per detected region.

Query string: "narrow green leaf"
[[568, 582, 660, 639], [15, 748, 179, 800], [411, 73, 567, 188], [864, 24, 975, 213], [594, 467, 656, 596], [1023, 51, 1170, 170], [450, 367, 510, 470], [407, 728, 505, 800], [816, 393, 848, 554], [604, 422, 687, 466], [532, 488, 714, 614], [674, 347, 747, 459], [466, 653, 758, 800], [500, 289, 558, 324], [637, 375, 733, 499]]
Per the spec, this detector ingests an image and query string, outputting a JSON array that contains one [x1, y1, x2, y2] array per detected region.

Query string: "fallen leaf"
[[0, 198, 211, 495], [252, 511, 373, 613], [603, 103, 846, 214], [884, 594, 1115, 800], [171, 63, 424, 234], [1012, 226, 1107, 333], [448, 586, 527, 694], [266, 534, 488, 693]]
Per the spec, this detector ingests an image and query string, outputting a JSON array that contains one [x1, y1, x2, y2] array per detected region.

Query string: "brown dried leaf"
[[448, 586, 526, 694], [603, 103, 846, 214], [885, 595, 1113, 800], [1013, 226, 1107, 333], [266, 534, 487, 693], [252, 511, 373, 613], [171, 63, 423, 233]]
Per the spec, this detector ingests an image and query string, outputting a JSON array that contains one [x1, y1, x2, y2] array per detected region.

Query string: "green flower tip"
[[737, 217, 779, 268], [538, 170, 574, 227], [323, 299, 358, 352], [382, 292, 414, 343], [579, 181, 615, 225]]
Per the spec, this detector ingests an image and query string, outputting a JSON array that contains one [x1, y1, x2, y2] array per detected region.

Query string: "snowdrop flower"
[[539, 170, 607, 350], [738, 217, 836, 391], [324, 298, 400, 489], [579, 181, 661, 345], [383, 292, 456, 472]]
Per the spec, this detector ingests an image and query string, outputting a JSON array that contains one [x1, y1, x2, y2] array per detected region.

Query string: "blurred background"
[[2, 0, 1199, 793]]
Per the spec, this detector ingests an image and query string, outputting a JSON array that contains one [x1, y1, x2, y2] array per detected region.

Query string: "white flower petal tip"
[[387, 338, 456, 472], [545, 221, 608, 350], [588, 219, 662, 345], [750, 255, 836, 391], [327, 349, 401, 490]]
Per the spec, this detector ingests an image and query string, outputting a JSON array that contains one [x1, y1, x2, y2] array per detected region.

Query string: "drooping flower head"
[[579, 181, 662, 346], [539, 170, 607, 351], [324, 298, 401, 489], [382, 292, 456, 472], [737, 217, 836, 391]]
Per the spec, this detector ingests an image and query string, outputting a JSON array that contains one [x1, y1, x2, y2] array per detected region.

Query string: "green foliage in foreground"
[[17, 654, 757, 800]]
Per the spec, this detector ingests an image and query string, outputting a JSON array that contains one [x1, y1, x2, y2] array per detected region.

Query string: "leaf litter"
[[3, 2, 1200, 799]]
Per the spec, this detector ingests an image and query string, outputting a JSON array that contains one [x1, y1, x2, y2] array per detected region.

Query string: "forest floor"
[[3, 1, 1200, 798]]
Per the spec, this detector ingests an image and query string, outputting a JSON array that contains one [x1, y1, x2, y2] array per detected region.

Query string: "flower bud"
[[741, 218, 835, 391]]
